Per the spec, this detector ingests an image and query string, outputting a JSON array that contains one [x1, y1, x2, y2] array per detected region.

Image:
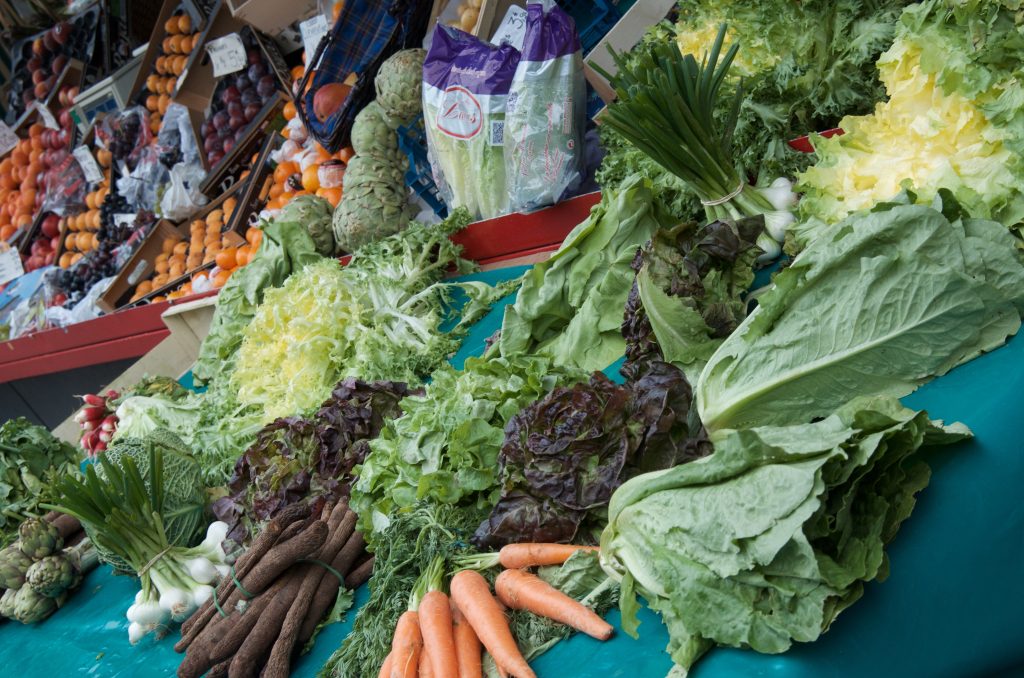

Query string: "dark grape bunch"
[[110, 112, 144, 169], [56, 192, 155, 307], [200, 31, 279, 167]]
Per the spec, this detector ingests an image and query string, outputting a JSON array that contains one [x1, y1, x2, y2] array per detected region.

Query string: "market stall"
[[0, 1, 1022, 677]]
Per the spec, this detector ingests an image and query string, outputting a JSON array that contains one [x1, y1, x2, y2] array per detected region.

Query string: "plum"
[[228, 114, 245, 131], [240, 90, 260, 108], [243, 102, 261, 122], [235, 74, 252, 91], [247, 49, 263, 66], [200, 121, 210, 138], [213, 110, 230, 130], [257, 75, 276, 98], [247, 62, 267, 82], [222, 137, 235, 154], [221, 85, 241, 105], [209, 151, 224, 166], [227, 101, 243, 118], [217, 124, 232, 139], [204, 135, 221, 154]]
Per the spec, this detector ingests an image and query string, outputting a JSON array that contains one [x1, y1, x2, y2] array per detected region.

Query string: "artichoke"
[[26, 554, 75, 598], [11, 585, 61, 624], [375, 49, 427, 125], [277, 194, 337, 257], [0, 544, 33, 589], [17, 518, 62, 560], [352, 102, 400, 157], [332, 184, 412, 252], [0, 589, 16, 617], [345, 153, 408, 187]]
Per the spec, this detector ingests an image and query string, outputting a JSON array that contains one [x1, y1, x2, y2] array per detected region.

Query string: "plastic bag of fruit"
[[160, 163, 208, 222], [96, 107, 153, 173]]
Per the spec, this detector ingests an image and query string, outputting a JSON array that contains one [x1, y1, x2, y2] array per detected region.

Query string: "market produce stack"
[[0, 514, 98, 624], [332, 49, 425, 252]]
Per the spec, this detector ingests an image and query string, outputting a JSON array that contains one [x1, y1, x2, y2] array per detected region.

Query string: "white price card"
[[491, 6, 528, 51], [0, 122, 18, 157], [34, 102, 60, 131], [0, 243, 25, 286], [113, 213, 136, 228], [73, 146, 104, 184], [300, 14, 330, 61], [206, 34, 247, 78]]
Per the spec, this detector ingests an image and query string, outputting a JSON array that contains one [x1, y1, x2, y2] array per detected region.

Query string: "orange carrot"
[[498, 543, 599, 570], [419, 590, 458, 678], [451, 600, 482, 678], [389, 610, 423, 678], [379, 652, 393, 678], [495, 569, 613, 641], [418, 645, 433, 678], [450, 570, 536, 678]]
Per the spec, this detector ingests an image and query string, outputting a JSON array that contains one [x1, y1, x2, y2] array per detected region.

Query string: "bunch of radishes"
[[73, 390, 119, 457]]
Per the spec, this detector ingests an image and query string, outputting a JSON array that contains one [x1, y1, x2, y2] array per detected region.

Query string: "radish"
[[100, 415, 118, 432], [98, 430, 112, 443], [92, 440, 107, 455], [80, 393, 106, 407], [80, 405, 108, 421], [105, 389, 120, 400]]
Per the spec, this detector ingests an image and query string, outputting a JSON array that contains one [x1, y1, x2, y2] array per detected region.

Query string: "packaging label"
[[0, 243, 24, 286], [300, 15, 330, 61], [0, 122, 18, 156], [34, 102, 60, 131], [206, 34, 247, 77], [73, 146, 104, 184], [491, 6, 528, 51], [437, 86, 483, 140]]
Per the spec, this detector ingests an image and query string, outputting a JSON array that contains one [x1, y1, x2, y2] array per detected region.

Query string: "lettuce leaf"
[[492, 177, 674, 371], [601, 395, 971, 672], [697, 200, 1024, 431]]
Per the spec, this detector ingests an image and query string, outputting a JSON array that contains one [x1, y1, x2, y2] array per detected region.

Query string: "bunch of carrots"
[[381, 543, 611, 678]]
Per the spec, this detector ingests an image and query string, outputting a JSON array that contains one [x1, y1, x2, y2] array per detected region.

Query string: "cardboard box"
[[583, 0, 676, 103], [224, 131, 280, 235], [225, 0, 320, 38], [174, 0, 292, 192], [127, 0, 210, 105], [98, 183, 246, 311]]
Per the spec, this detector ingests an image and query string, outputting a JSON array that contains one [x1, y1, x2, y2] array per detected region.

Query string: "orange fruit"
[[235, 244, 251, 267], [15, 213, 32, 228], [317, 186, 342, 208], [273, 161, 300, 184], [212, 269, 232, 287], [19, 190, 35, 209], [0, 224, 15, 240], [337, 147, 355, 164], [58, 251, 73, 268], [64, 234, 77, 250], [268, 183, 284, 200], [11, 150, 28, 167], [301, 165, 320, 192], [216, 247, 237, 269], [265, 196, 284, 211], [291, 65, 305, 81], [333, 2, 344, 21], [0, 174, 15, 191], [155, 259, 169, 274], [283, 101, 297, 121], [28, 123, 43, 138]]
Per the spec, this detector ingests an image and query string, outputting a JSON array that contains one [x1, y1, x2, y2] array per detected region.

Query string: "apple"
[[53, 22, 71, 45], [32, 70, 46, 85], [44, 251, 55, 266], [66, 86, 78, 103], [27, 56, 41, 71], [58, 109, 72, 129], [50, 235, 61, 251], [52, 54, 67, 76], [41, 213, 59, 238]]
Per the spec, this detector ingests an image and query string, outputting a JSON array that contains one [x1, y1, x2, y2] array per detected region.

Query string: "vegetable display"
[[698, 199, 1024, 432], [492, 178, 672, 371], [350, 355, 586, 536], [213, 378, 412, 546], [473, 362, 709, 549], [794, 0, 1024, 244], [0, 418, 80, 547], [601, 396, 970, 672]]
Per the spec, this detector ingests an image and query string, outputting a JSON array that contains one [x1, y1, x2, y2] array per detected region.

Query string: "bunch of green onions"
[[44, 449, 229, 644], [595, 24, 794, 257]]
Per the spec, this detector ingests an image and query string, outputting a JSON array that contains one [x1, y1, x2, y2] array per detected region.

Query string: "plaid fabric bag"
[[296, 0, 433, 152]]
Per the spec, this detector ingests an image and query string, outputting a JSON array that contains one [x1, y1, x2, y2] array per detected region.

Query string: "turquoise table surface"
[[1, 266, 1021, 677]]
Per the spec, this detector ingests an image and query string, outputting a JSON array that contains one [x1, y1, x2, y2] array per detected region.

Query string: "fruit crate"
[[396, 114, 447, 219], [223, 131, 279, 236], [127, 0, 209, 106]]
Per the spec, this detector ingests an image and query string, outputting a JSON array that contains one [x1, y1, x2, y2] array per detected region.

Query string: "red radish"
[[81, 429, 99, 451], [81, 405, 108, 421], [98, 430, 112, 443], [100, 415, 117, 432], [80, 393, 106, 407], [92, 440, 107, 455], [105, 389, 120, 399]]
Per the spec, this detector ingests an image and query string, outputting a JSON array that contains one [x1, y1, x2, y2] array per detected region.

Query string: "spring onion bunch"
[[595, 24, 795, 259], [44, 449, 230, 644]]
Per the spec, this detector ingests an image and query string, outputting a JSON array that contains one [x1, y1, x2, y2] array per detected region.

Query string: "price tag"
[[0, 122, 18, 157], [206, 34, 247, 78], [491, 6, 528, 51], [0, 243, 25, 286], [34, 102, 60, 131], [300, 14, 330, 61], [73, 146, 104, 184], [113, 213, 136, 228]]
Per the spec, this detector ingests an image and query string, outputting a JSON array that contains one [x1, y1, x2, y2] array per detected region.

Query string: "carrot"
[[418, 645, 433, 678], [378, 653, 393, 678], [418, 590, 458, 678], [494, 569, 613, 641], [389, 610, 422, 678], [498, 544, 599, 570], [451, 601, 482, 678], [449, 570, 535, 678]]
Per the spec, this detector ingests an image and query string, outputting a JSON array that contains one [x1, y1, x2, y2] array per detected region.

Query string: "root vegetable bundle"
[[176, 500, 371, 678]]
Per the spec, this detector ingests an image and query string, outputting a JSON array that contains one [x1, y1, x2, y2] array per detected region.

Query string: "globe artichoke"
[[332, 182, 412, 252], [0, 588, 17, 617], [11, 584, 62, 624], [0, 544, 33, 589], [375, 49, 426, 125], [345, 153, 408, 187], [26, 554, 75, 598], [17, 518, 62, 560], [352, 101, 400, 157]]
